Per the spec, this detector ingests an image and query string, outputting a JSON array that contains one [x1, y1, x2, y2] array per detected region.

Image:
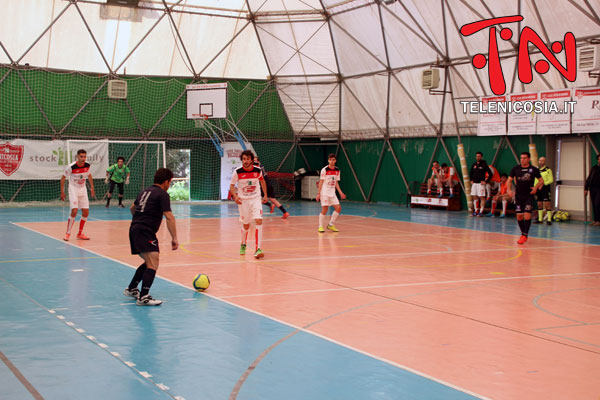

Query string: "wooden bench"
[[410, 183, 462, 211]]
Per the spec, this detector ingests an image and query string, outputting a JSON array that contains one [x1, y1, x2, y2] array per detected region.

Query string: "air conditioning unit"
[[422, 69, 440, 89], [578, 45, 600, 71], [107, 80, 127, 99]]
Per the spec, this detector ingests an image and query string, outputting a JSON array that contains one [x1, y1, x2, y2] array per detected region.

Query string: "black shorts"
[[261, 177, 276, 198], [109, 181, 124, 195], [129, 225, 159, 254], [536, 187, 551, 202], [515, 196, 535, 213]]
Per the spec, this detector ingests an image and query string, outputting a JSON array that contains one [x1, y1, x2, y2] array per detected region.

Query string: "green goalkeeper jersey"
[[107, 164, 130, 183]]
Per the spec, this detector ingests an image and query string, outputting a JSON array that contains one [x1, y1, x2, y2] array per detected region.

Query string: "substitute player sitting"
[[230, 150, 269, 259], [60, 149, 95, 241], [316, 153, 346, 233], [489, 173, 513, 218], [105, 156, 130, 208], [427, 161, 442, 196], [438, 163, 459, 198], [485, 164, 501, 202]]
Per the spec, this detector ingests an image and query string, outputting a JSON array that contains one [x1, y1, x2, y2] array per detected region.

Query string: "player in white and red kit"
[[60, 149, 95, 241], [316, 153, 346, 232], [230, 150, 269, 259]]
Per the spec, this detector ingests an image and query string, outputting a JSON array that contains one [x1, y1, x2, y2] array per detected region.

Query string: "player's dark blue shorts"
[[536, 187, 551, 202], [129, 225, 159, 254], [515, 196, 535, 213]]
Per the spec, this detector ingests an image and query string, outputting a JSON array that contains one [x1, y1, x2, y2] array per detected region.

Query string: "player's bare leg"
[[253, 219, 264, 258], [77, 208, 90, 240], [136, 252, 162, 306], [64, 207, 78, 241]]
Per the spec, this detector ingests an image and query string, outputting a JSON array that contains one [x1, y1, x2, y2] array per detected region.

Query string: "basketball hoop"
[[194, 114, 209, 128]]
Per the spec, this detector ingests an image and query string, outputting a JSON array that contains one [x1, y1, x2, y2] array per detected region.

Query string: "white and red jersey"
[[320, 166, 340, 197], [64, 161, 91, 193], [431, 166, 442, 178], [230, 165, 264, 200]]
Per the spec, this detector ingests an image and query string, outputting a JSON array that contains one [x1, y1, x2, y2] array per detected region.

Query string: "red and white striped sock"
[[66, 218, 75, 234], [255, 225, 263, 250]]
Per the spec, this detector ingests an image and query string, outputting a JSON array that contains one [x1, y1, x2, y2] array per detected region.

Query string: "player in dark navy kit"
[[123, 168, 178, 306], [507, 152, 544, 244]]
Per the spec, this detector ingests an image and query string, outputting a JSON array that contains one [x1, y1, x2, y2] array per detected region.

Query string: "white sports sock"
[[241, 228, 248, 245], [502, 200, 507, 214], [319, 213, 325, 227], [66, 218, 75, 234], [473, 199, 479, 212], [329, 211, 340, 225], [255, 225, 263, 250]]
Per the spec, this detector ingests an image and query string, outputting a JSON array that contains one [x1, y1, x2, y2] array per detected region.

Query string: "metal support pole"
[[490, 136, 503, 166], [385, 138, 412, 196], [275, 143, 296, 172], [367, 141, 387, 201], [297, 144, 312, 171], [15, 70, 57, 136], [504, 136, 520, 163], [9, 182, 26, 202], [339, 142, 367, 201]]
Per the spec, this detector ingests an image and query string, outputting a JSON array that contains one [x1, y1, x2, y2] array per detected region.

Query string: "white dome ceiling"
[[2, 0, 599, 138]]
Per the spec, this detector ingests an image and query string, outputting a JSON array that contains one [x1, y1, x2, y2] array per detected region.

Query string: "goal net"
[[0, 67, 296, 206], [67, 139, 166, 203]]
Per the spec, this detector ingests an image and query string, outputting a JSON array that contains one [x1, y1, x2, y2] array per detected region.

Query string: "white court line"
[[160, 244, 590, 267], [220, 271, 600, 299], [12, 221, 490, 400]]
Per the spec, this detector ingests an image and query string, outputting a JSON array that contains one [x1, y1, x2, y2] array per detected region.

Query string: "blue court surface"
[[1, 201, 598, 399]]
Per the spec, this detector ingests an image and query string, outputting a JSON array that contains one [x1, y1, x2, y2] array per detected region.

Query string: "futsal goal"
[[66, 139, 166, 202]]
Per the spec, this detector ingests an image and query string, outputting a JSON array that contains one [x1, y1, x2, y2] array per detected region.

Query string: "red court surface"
[[19, 215, 600, 400]]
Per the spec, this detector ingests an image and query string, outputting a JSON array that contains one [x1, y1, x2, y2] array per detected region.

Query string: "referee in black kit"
[[123, 168, 178, 306]]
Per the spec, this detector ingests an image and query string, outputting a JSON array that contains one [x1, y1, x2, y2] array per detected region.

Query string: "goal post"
[[66, 139, 166, 201]]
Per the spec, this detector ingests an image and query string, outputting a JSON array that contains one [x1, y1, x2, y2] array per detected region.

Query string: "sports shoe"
[[318, 226, 325, 233], [282, 212, 290, 219], [449, 194, 454, 198], [486, 212, 493, 217], [499, 213, 506, 218], [63, 233, 70, 241], [118, 204, 125, 208], [270, 203, 275, 213], [105, 203, 109, 208], [517, 235, 528, 245], [438, 192, 443, 198], [254, 248, 264, 259], [123, 287, 140, 298], [534, 220, 542, 224], [136, 294, 162, 306], [327, 224, 339, 232], [476, 213, 482, 217], [547, 220, 552, 226], [77, 233, 90, 240], [240, 244, 246, 255]]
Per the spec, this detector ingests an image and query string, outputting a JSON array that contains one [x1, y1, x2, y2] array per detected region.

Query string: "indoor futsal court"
[[2, 0, 600, 399]]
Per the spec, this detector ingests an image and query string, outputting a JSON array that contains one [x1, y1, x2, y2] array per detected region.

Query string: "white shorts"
[[443, 179, 458, 187], [69, 190, 89, 209], [471, 183, 486, 197], [238, 197, 262, 224], [320, 194, 339, 207], [486, 181, 499, 196]]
